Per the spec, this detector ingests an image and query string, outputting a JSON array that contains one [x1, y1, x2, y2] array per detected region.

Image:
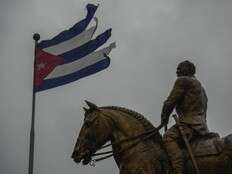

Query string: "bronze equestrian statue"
[[71, 61, 232, 173], [71, 102, 232, 173]]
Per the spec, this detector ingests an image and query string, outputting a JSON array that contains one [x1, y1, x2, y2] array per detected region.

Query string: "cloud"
[[1, 0, 232, 174]]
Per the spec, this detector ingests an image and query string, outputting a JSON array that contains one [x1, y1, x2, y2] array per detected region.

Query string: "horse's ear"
[[83, 107, 88, 112], [85, 100, 99, 111]]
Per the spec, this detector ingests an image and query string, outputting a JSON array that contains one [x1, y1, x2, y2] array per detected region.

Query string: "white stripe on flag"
[[45, 42, 116, 79], [43, 25, 97, 55]]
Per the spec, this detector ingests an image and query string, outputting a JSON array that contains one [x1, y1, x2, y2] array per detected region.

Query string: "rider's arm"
[[161, 77, 188, 124]]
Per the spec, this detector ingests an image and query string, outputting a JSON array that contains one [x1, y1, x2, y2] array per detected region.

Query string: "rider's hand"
[[161, 115, 168, 126]]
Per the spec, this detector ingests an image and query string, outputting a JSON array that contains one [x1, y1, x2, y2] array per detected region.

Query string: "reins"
[[89, 124, 164, 165]]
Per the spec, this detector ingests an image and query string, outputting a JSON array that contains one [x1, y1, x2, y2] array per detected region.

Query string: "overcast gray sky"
[[1, 0, 232, 174]]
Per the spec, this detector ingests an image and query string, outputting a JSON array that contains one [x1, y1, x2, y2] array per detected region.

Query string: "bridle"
[[88, 123, 164, 166]]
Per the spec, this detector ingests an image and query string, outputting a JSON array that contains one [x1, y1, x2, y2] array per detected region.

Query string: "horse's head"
[[71, 101, 113, 165]]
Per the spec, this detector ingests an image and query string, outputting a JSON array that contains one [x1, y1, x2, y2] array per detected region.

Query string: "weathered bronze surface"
[[71, 101, 232, 174], [161, 61, 208, 174]]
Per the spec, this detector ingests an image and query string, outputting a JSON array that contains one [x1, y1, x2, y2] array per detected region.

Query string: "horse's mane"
[[100, 106, 162, 143]]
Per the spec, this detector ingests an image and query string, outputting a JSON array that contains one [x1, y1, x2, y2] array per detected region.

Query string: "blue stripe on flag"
[[37, 4, 98, 49], [60, 29, 112, 63], [35, 58, 110, 92]]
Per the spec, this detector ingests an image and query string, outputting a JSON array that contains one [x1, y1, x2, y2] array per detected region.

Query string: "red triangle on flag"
[[34, 48, 64, 88]]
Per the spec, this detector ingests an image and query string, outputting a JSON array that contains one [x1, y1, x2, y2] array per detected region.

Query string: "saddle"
[[189, 132, 223, 157], [158, 132, 224, 174]]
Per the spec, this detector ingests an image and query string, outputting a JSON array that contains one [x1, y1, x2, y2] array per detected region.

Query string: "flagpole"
[[28, 33, 40, 174]]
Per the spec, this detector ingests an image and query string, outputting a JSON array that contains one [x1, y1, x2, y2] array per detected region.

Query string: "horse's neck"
[[108, 109, 145, 141], [105, 109, 161, 162]]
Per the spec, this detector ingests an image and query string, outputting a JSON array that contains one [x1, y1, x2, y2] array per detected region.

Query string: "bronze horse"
[[72, 101, 232, 174]]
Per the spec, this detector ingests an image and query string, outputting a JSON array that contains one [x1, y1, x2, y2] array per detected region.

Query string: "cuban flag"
[[34, 4, 116, 92]]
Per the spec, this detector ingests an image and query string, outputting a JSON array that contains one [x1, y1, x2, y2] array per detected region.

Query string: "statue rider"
[[161, 60, 209, 174]]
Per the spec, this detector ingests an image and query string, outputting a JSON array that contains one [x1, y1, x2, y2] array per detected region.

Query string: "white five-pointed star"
[[36, 62, 47, 71]]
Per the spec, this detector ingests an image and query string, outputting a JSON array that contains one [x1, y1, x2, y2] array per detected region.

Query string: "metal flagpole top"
[[33, 33, 40, 42]]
